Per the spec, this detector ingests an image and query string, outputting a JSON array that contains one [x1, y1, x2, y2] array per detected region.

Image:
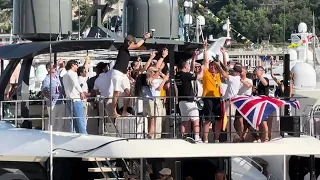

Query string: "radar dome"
[[298, 22, 308, 33], [291, 62, 316, 89], [287, 49, 298, 60]]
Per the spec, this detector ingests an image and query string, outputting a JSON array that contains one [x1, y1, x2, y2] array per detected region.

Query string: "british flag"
[[230, 95, 286, 129], [286, 100, 301, 110]]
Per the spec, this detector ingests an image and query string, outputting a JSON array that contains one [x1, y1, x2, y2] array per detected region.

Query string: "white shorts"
[[111, 69, 130, 92], [179, 101, 199, 122]]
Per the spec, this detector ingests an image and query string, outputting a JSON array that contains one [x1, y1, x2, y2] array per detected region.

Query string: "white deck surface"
[[0, 129, 320, 162]]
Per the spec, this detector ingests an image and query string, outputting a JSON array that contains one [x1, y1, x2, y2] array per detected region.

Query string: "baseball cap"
[[233, 66, 242, 73], [159, 168, 171, 175]]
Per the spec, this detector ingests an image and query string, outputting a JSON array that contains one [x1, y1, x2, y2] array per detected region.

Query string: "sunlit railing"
[[0, 95, 314, 142]]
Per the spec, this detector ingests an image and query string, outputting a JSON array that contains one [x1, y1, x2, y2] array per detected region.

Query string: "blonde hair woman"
[[137, 66, 169, 139]]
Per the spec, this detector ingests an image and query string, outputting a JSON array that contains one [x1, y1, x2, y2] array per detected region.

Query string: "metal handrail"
[[0, 95, 310, 138]]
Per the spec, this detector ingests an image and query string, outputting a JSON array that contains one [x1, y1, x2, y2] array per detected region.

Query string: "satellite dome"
[[197, 15, 205, 26], [287, 49, 298, 60], [298, 22, 308, 33], [307, 50, 313, 61], [291, 62, 316, 89]]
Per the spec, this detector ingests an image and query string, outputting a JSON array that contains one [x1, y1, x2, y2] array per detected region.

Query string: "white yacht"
[[1, 0, 320, 180]]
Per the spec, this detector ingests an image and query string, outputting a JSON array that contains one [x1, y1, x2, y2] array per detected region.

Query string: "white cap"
[[159, 168, 171, 175]]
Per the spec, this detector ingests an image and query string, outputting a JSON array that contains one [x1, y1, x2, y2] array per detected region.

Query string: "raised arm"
[[203, 40, 209, 69], [241, 79, 253, 88], [141, 51, 157, 72], [128, 33, 151, 50], [220, 47, 229, 71], [156, 73, 169, 91], [270, 62, 280, 85], [83, 56, 90, 74], [155, 48, 168, 69], [190, 50, 199, 73], [215, 61, 229, 80]]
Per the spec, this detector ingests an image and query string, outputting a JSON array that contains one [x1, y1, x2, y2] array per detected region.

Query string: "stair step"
[[82, 157, 116, 162], [88, 167, 122, 172]]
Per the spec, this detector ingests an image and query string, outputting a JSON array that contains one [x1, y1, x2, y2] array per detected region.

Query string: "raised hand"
[[150, 51, 157, 60], [203, 39, 208, 48], [144, 33, 151, 39], [162, 48, 168, 58], [193, 49, 200, 57], [58, 58, 64, 64], [85, 56, 90, 63]]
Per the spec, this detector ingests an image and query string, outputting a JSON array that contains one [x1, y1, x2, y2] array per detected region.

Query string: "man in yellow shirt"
[[202, 40, 223, 143]]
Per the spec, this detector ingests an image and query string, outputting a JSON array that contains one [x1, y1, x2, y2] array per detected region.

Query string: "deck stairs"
[[82, 157, 124, 180]]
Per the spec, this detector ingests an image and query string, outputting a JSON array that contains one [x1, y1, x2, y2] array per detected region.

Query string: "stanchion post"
[[283, 54, 290, 116]]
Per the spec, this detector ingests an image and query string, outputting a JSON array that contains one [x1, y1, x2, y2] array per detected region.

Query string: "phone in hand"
[[212, 54, 219, 62]]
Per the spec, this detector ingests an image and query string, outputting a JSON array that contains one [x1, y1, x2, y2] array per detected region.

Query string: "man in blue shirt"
[[41, 61, 68, 132]]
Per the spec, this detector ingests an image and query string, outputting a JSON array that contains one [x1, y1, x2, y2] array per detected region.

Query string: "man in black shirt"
[[112, 33, 150, 117], [176, 59, 203, 142], [252, 66, 272, 142], [253, 66, 269, 96]]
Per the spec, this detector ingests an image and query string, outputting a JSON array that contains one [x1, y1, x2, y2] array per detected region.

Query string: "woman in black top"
[[270, 62, 294, 98]]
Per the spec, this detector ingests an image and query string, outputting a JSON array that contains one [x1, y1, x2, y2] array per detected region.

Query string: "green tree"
[[72, 1, 92, 31], [0, 0, 12, 33], [72, 0, 120, 31]]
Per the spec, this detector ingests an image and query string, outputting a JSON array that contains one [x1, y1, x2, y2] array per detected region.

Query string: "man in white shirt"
[[238, 67, 253, 96], [234, 67, 253, 142], [94, 69, 114, 119], [215, 64, 242, 100], [77, 56, 90, 127], [63, 60, 87, 134]]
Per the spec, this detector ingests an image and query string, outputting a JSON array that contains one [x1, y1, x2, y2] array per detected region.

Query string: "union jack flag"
[[286, 100, 301, 110], [230, 95, 286, 129]]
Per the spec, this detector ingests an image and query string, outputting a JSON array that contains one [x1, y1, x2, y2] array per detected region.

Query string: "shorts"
[[203, 98, 222, 122], [111, 69, 130, 92], [179, 101, 199, 122], [144, 99, 162, 117]]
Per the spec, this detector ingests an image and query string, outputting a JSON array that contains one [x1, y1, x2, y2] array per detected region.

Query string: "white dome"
[[197, 15, 205, 26], [291, 62, 316, 90], [183, 14, 193, 25], [298, 22, 307, 33], [307, 50, 313, 61], [36, 64, 47, 82], [287, 49, 298, 60]]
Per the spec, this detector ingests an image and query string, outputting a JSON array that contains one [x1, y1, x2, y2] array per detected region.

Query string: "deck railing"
[[0, 95, 315, 142]]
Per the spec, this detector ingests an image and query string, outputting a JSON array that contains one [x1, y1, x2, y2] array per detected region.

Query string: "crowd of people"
[[38, 33, 294, 143]]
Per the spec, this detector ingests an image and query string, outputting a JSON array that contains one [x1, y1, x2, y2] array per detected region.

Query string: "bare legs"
[[234, 116, 249, 141], [112, 91, 121, 118], [122, 88, 131, 116], [202, 121, 220, 143], [148, 117, 155, 139]]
